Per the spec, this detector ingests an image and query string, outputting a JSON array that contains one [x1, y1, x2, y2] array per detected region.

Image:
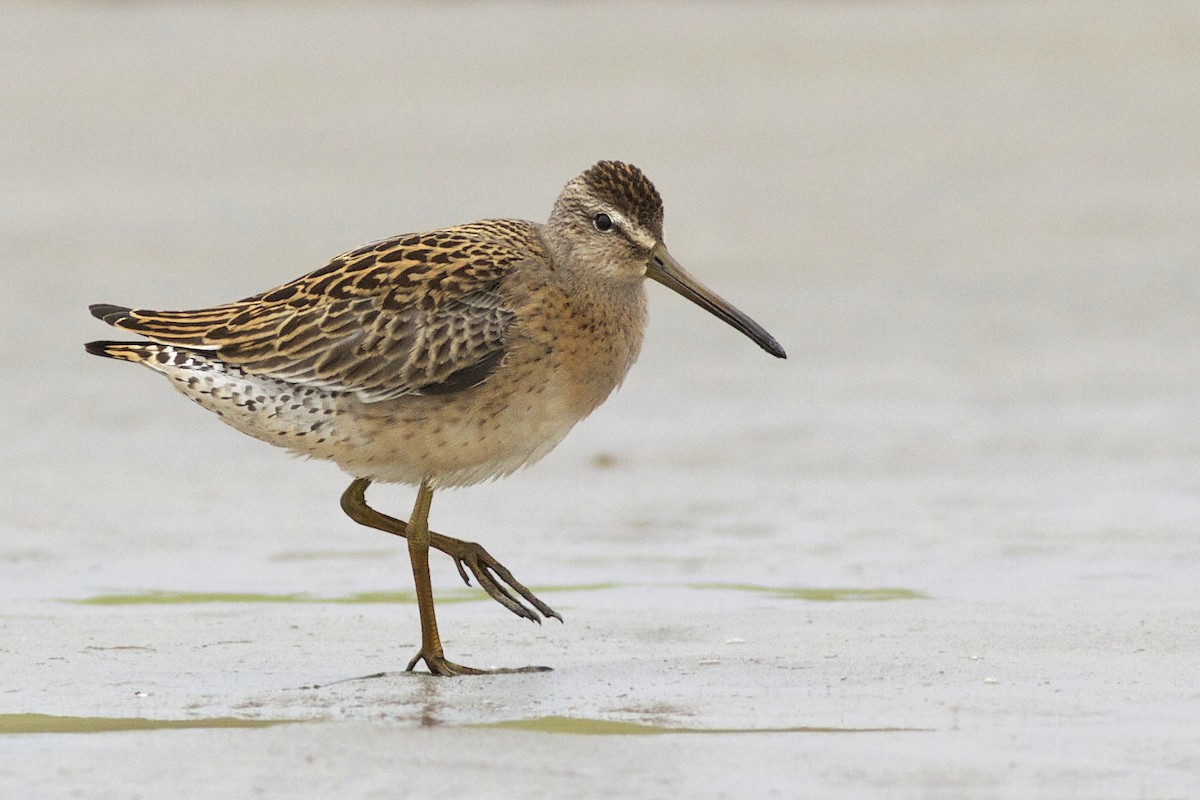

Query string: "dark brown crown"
[[579, 161, 664, 240]]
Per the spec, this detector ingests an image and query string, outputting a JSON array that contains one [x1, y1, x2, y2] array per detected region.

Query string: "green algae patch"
[[72, 589, 439, 606], [69, 583, 919, 606], [504, 581, 620, 598], [75, 591, 316, 606], [0, 714, 287, 735], [478, 716, 668, 735], [71, 583, 620, 606], [687, 584, 927, 602], [474, 715, 927, 735]]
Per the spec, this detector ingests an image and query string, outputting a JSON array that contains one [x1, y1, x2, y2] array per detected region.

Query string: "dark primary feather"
[[91, 221, 546, 401]]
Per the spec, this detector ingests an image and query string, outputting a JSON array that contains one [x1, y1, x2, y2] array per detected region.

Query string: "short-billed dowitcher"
[[86, 160, 785, 675]]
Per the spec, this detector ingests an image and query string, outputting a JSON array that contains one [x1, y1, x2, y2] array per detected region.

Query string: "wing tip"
[[89, 303, 132, 325], [84, 340, 111, 357]]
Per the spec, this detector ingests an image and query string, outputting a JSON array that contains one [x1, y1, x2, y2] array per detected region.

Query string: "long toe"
[[406, 650, 552, 676], [433, 534, 562, 623]]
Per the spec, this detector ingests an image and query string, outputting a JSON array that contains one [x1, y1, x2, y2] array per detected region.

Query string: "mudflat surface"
[[2, 3, 1199, 798]]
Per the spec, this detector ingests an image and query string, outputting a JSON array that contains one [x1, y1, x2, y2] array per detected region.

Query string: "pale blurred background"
[[2, 3, 1198, 797]]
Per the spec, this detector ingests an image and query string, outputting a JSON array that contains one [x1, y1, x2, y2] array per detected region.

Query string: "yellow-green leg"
[[340, 478, 560, 623], [341, 478, 553, 676], [403, 480, 476, 675]]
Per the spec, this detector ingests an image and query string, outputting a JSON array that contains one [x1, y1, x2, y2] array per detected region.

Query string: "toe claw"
[[453, 558, 473, 587], [431, 535, 561, 623]]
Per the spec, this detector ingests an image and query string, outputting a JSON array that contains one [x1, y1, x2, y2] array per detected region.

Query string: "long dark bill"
[[645, 243, 786, 359]]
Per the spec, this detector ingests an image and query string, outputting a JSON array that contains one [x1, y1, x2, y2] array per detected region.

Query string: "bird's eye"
[[593, 213, 614, 232]]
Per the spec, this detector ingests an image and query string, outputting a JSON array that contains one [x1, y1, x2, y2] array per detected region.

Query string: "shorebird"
[[86, 160, 786, 675]]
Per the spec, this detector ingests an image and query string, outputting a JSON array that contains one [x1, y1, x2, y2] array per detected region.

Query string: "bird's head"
[[546, 160, 785, 359]]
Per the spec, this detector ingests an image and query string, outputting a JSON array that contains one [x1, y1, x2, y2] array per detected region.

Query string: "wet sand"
[[2, 2, 1199, 797]]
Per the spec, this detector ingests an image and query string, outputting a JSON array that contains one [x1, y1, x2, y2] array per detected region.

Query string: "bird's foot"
[[340, 479, 559, 625], [405, 649, 553, 676], [432, 535, 562, 624]]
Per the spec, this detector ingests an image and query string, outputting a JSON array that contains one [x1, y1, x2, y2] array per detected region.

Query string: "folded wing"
[[91, 223, 536, 401]]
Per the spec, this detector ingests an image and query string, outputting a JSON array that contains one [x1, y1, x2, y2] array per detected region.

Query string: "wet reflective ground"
[[3, 2, 1199, 797]]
